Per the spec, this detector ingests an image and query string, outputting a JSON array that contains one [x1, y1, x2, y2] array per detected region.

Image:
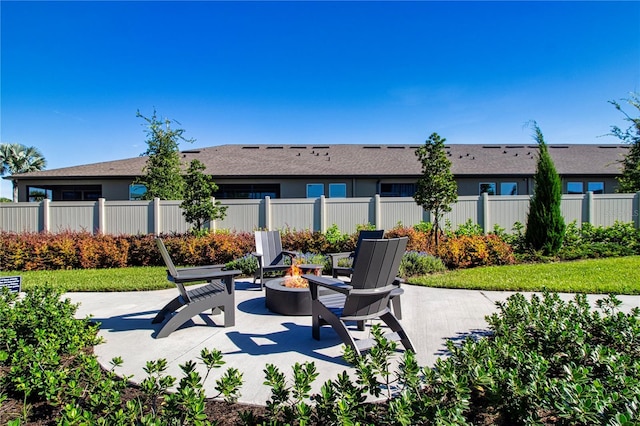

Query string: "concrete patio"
[[66, 282, 640, 405]]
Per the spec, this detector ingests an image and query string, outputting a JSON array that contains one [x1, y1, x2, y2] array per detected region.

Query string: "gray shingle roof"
[[12, 143, 627, 179]]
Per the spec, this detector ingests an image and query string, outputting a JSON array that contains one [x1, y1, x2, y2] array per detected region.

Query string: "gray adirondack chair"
[[153, 238, 241, 338], [329, 229, 384, 278], [304, 237, 415, 356], [252, 230, 297, 289], [329, 229, 404, 320]]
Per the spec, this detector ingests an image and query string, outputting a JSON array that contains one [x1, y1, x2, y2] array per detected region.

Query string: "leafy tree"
[[524, 123, 565, 255], [136, 110, 192, 200], [413, 132, 458, 247], [180, 159, 227, 232], [0, 143, 47, 202], [609, 92, 640, 193]]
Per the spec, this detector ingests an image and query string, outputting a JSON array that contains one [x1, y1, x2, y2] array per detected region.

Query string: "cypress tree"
[[524, 123, 565, 255]]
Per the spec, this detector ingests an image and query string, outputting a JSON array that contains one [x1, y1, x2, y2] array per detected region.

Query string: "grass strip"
[[408, 255, 640, 294], [0, 266, 172, 292], [2, 256, 639, 294]]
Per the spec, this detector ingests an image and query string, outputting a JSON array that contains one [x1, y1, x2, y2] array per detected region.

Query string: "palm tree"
[[0, 143, 47, 202]]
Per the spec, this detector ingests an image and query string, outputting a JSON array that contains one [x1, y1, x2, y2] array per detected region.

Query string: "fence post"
[[42, 198, 50, 233], [482, 192, 490, 234], [319, 195, 327, 233], [265, 196, 271, 230], [635, 191, 640, 229], [153, 198, 161, 235], [210, 197, 217, 232], [97, 198, 106, 235], [374, 194, 381, 229], [586, 191, 594, 226]]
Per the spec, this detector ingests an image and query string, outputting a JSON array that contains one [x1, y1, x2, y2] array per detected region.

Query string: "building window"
[[479, 183, 496, 195], [500, 182, 518, 196], [588, 182, 604, 194], [380, 183, 416, 197], [306, 183, 324, 198], [214, 184, 280, 199], [329, 183, 347, 198], [27, 187, 52, 202], [129, 184, 147, 201], [567, 182, 583, 194]]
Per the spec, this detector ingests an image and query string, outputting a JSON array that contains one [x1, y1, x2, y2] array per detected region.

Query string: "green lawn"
[[409, 255, 640, 294], [0, 266, 172, 292], [2, 255, 640, 294]]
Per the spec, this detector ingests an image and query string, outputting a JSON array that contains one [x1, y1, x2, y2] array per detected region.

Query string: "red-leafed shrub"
[[126, 234, 161, 267], [437, 234, 515, 269], [204, 231, 254, 264], [281, 229, 333, 254], [385, 225, 435, 254]]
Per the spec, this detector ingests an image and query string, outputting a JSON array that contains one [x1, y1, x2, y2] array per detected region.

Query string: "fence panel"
[[379, 198, 426, 231], [270, 198, 318, 231], [104, 201, 152, 235], [442, 196, 480, 230], [0, 202, 40, 233], [49, 201, 96, 233], [326, 198, 373, 232], [592, 194, 637, 227], [488, 196, 530, 231], [560, 195, 587, 226], [159, 201, 190, 234], [217, 199, 263, 231]]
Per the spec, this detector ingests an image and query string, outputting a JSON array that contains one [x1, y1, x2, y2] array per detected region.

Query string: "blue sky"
[[1, 1, 639, 199]]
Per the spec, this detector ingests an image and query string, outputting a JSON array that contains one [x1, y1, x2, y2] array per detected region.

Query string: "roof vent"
[[312, 146, 329, 149], [181, 150, 201, 154], [550, 145, 569, 149], [289, 146, 307, 149], [387, 146, 405, 149], [598, 145, 618, 148], [483, 146, 501, 149], [363, 146, 381, 149], [506, 145, 524, 149], [266, 146, 283, 149], [242, 146, 260, 149]]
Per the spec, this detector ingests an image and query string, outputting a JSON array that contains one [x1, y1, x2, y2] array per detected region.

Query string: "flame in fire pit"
[[283, 263, 308, 288]]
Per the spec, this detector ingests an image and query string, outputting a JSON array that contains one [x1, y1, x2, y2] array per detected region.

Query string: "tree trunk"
[[12, 180, 18, 203]]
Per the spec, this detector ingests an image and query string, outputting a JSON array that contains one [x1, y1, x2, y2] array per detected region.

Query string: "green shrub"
[[0, 285, 101, 409], [559, 221, 640, 260], [398, 251, 446, 278], [226, 253, 258, 276], [446, 218, 484, 237]]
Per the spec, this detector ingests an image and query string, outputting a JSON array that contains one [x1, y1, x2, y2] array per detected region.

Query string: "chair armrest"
[[251, 252, 264, 267], [304, 274, 352, 299], [172, 268, 242, 284], [282, 250, 297, 259], [350, 284, 397, 297], [176, 264, 225, 273], [328, 252, 354, 267]]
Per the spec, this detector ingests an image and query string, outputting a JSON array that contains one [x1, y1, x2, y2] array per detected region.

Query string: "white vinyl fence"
[[1, 192, 638, 235]]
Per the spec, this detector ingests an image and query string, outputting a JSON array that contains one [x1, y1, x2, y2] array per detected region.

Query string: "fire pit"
[[264, 263, 323, 316]]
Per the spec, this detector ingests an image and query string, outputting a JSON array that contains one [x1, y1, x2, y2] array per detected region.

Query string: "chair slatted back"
[[343, 237, 408, 318], [156, 238, 190, 302], [351, 230, 384, 269], [255, 231, 287, 266]]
